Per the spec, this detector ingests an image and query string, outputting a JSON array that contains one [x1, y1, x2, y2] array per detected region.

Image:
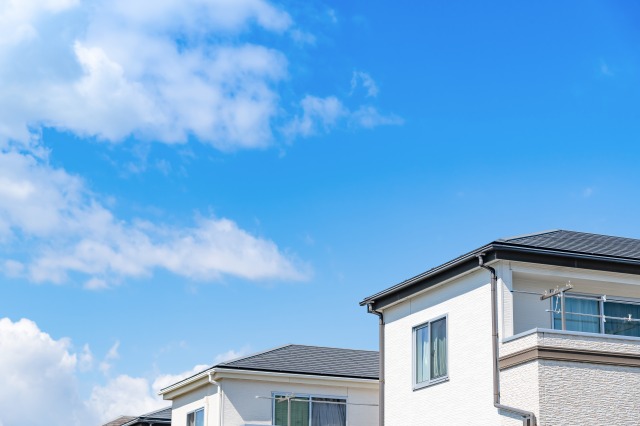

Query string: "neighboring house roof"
[[361, 230, 640, 310], [161, 344, 379, 395], [102, 407, 171, 426], [102, 416, 136, 426], [217, 344, 379, 380]]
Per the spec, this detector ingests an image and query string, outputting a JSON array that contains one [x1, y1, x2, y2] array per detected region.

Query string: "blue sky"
[[1, 0, 640, 424]]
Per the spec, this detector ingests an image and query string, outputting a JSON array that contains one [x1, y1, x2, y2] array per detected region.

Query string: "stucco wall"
[[382, 269, 502, 425], [538, 360, 640, 425], [500, 361, 540, 426]]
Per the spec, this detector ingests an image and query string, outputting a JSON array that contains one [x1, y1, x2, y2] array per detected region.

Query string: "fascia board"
[[159, 371, 212, 399], [212, 368, 379, 388]]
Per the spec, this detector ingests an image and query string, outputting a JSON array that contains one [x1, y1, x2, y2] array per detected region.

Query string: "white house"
[[361, 230, 640, 426], [159, 344, 379, 426]]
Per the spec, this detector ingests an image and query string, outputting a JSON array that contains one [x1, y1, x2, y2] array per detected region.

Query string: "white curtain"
[[415, 325, 429, 383], [311, 398, 346, 426], [430, 318, 447, 379]]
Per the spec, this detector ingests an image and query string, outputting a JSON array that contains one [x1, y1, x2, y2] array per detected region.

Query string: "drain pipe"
[[478, 254, 536, 426], [367, 303, 384, 426], [208, 372, 224, 426]]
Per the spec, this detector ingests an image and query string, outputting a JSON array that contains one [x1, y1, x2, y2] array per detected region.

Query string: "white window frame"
[[412, 314, 448, 390], [271, 391, 347, 426], [186, 407, 204, 426]]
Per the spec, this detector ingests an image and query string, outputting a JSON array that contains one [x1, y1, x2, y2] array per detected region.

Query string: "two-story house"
[[159, 344, 379, 426], [361, 230, 640, 425]]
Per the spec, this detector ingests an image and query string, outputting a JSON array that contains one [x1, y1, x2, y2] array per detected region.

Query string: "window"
[[272, 393, 346, 426], [187, 408, 204, 426], [413, 315, 448, 389], [552, 295, 640, 337]]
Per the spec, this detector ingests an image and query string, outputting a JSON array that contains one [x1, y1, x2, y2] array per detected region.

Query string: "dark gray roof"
[[362, 229, 640, 310], [217, 344, 379, 380], [102, 417, 136, 426], [500, 230, 640, 259], [120, 407, 171, 426]]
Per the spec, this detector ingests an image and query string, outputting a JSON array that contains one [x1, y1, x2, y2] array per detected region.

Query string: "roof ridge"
[[555, 229, 640, 241], [498, 229, 561, 242], [139, 406, 171, 416], [285, 343, 378, 353], [217, 344, 293, 366]]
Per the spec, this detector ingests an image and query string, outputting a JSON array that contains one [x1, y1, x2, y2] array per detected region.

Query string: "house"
[[102, 407, 171, 426], [159, 344, 379, 426], [361, 230, 640, 426]]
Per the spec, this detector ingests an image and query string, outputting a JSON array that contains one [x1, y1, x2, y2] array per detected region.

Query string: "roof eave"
[[362, 243, 640, 311], [360, 243, 495, 309]]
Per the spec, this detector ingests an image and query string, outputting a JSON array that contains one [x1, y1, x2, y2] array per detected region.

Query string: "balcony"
[[498, 329, 640, 425]]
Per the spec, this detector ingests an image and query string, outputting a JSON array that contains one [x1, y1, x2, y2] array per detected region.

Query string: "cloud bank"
[[0, 317, 230, 425], [0, 149, 308, 287], [0, 0, 399, 150]]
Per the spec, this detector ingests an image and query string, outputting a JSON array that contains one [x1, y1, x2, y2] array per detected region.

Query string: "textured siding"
[[501, 330, 640, 425], [538, 360, 640, 425], [500, 361, 540, 426], [383, 269, 502, 425]]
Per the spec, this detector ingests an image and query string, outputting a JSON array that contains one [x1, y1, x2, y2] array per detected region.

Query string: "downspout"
[[367, 303, 384, 426], [478, 254, 536, 426], [208, 372, 224, 426]]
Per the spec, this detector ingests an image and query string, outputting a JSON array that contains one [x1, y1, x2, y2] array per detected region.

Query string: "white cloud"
[[350, 71, 379, 97], [152, 346, 252, 393], [286, 95, 402, 138], [87, 375, 166, 423], [152, 364, 211, 393], [0, 317, 92, 425], [285, 95, 347, 137], [0, 0, 291, 149], [99, 341, 121, 375], [0, 0, 399, 150], [214, 346, 253, 363], [0, 148, 309, 286], [0, 316, 228, 425], [351, 106, 404, 128], [79, 344, 94, 372]]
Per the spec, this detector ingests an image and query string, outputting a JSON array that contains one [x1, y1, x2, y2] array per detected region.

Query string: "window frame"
[[271, 391, 347, 426], [186, 407, 204, 426], [412, 313, 449, 390]]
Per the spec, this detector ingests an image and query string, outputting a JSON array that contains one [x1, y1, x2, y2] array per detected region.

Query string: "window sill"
[[413, 376, 449, 391]]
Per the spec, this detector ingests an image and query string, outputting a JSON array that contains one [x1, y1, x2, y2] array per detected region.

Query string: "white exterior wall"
[[383, 269, 501, 425], [169, 375, 378, 426], [172, 386, 219, 426]]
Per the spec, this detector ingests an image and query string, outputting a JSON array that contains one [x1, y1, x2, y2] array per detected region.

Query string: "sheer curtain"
[[311, 398, 346, 426], [553, 297, 600, 333], [430, 318, 447, 379], [415, 325, 429, 383]]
